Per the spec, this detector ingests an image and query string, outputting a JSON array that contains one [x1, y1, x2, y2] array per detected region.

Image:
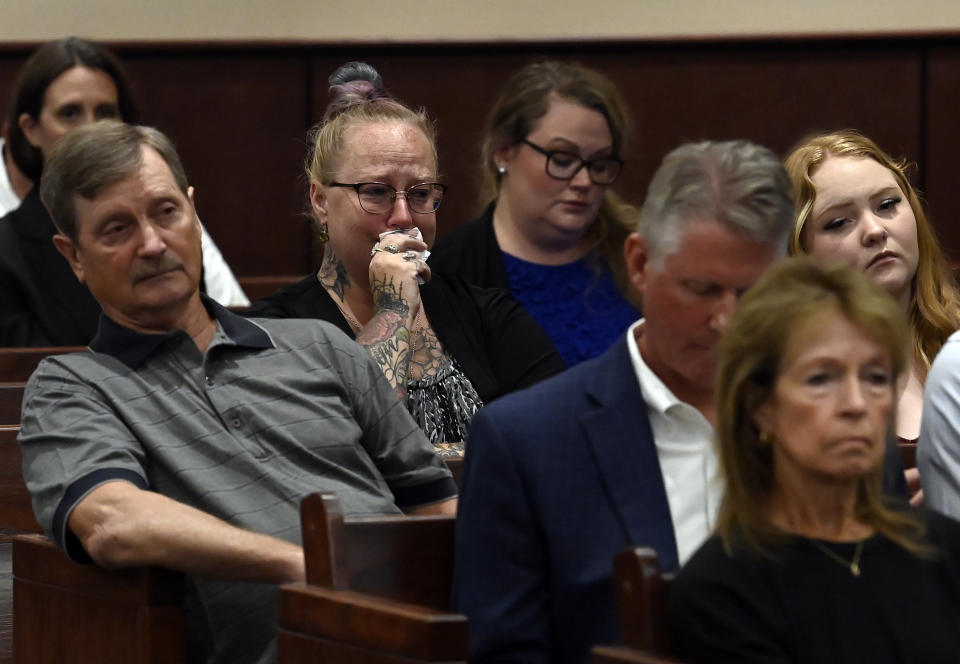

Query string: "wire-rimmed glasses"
[[328, 181, 446, 214]]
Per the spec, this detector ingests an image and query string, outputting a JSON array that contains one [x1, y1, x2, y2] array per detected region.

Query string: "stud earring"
[[759, 431, 773, 445], [497, 164, 507, 175]]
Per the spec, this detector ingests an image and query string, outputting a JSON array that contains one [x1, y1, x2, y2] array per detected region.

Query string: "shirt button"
[[231, 418, 242, 429], [205, 376, 214, 387]]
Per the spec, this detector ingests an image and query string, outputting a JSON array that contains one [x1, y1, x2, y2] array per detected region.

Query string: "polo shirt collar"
[[90, 295, 274, 369]]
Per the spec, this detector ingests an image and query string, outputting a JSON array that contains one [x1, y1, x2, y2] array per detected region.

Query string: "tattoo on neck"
[[318, 246, 351, 301]]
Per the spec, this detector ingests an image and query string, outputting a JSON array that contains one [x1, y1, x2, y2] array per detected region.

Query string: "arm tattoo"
[[318, 245, 351, 301], [356, 276, 414, 401]]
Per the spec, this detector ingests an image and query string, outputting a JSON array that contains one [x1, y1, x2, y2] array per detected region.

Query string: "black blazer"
[[0, 189, 100, 347], [428, 204, 508, 289]]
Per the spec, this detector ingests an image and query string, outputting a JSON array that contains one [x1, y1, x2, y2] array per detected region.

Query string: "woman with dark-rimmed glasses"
[[248, 62, 563, 451], [429, 60, 640, 367]]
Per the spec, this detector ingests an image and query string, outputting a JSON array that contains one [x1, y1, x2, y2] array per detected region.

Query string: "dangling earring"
[[497, 164, 507, 175], [317, 222, 330, 243]]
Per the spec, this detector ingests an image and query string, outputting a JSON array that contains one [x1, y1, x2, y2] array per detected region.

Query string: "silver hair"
[[637, 140, 794, 270]]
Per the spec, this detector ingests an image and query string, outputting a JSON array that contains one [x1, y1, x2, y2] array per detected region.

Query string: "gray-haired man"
[[19, 120, 456, 664], [453, 140, 795, 664]]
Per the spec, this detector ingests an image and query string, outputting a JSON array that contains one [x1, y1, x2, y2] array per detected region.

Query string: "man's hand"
[[406, 497, 457, 516], [905, 467, 924, 506]]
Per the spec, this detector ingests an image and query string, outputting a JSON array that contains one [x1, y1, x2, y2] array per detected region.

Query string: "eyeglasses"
[[328, 181, 446, 215], [520, 139, 623, 185]]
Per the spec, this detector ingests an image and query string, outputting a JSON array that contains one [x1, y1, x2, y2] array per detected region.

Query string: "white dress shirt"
[[626, 319, 722, 565]]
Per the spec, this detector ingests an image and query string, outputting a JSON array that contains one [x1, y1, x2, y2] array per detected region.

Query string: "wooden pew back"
[[592, 548, 685, 664], [0, 426, 39, 538], [0, 425, 39, 664], [302, 493, 456, 608], [13, 535, 184, 664], [0, 386, 24, 428], [0, 347, 84, 384], [278, 492, 467, 663]]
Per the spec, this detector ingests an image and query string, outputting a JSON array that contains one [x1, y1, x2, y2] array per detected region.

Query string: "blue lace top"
[[503, 251, 638, 367]]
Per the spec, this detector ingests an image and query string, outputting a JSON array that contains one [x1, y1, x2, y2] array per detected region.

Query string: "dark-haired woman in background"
[[248, 62, 563, 451], [429, 61, 640, 367], [0, 37, 248, 347], [668, 256, 960, 664]]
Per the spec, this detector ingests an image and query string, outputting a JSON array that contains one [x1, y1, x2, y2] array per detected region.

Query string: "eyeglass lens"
[[546, 153, 621, 184], [358, 183, 444, 214]]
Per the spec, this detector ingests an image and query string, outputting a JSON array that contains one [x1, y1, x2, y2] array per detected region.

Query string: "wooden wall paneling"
[[0, 54, 24, 134], [120, 51, 314, 278], [311, 43, 923, 243], [924, 45, 960, 262], [570, 43, 923, 209]]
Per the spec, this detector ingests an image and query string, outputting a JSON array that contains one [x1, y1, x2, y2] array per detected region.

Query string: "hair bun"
[[329, 61, 382, 90], [324, 61, 390, 121]]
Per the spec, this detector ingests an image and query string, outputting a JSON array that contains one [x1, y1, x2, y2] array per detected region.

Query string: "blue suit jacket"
[[453, 334, 678, 664]]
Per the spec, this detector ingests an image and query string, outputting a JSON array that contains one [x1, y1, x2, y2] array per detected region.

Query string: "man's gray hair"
[[637, 140, 794, 269], [40, 120, 190, 242]]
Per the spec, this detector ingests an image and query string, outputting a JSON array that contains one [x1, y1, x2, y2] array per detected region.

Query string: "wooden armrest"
[[278, 581, 467, 660], [13, 534, 185, 663], [593, 645, 688, 664], [13, 534, 181, 604]]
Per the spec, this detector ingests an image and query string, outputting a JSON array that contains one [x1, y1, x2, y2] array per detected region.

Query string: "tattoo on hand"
[[370, 274, 410, 318]]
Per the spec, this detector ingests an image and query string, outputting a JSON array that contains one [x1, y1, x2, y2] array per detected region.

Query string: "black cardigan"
[[246, 271, 565, 404], [0, 188, 101, 346], [428, 204, 508, 289]]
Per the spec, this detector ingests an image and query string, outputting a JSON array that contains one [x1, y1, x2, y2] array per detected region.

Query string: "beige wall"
[[4, 0, 959, 42]]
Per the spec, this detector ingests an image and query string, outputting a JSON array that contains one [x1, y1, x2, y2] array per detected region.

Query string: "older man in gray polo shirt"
[[17, 120, 457, 664]]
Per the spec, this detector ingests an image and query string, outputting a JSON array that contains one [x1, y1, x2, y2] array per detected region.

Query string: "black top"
[[669, 509, 960, 664], [245, 271, 565, 405], [429, 204, 509, 289], [0, 188, 101, 346]]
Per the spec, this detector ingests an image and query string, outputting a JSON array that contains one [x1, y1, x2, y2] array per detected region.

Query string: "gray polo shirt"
[[18, 298, 456, 664]]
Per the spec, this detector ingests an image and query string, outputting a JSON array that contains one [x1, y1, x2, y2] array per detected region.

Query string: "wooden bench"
[[237, 275, 305, 306], [0, 386, 24, 428], [0, 425, 37, 664], [12, 535, 184, 663], [278, 492, 467, 663], [0, 426, 40, 540], [0, 347, 85, 384], [592, 548, 686, 664]]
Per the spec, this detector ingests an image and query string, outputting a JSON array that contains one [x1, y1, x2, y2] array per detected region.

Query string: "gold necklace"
[[809, 539, 864, 577]]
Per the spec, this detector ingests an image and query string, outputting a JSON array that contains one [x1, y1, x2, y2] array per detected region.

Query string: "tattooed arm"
[[355, 274, 415, 401], [317, 239, 429, 401]]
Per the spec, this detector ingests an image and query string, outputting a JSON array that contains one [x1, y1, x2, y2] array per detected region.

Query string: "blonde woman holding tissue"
[[249, 62, 563, 450]]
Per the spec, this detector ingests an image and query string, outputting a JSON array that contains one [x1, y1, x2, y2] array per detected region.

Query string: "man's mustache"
[[131, 255, 186, 283]]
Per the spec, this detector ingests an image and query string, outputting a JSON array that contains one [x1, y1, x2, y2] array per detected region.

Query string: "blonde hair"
[[784, 130, 960, 369], [715, 255, 927, 556], [478, 60, 639, 306]]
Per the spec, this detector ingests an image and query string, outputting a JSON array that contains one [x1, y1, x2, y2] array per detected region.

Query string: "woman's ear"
[[750, 394, 776, 438], [309, 180, 328, 221], [18, 112, 41, 149], [492, 142, 518, 173]]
